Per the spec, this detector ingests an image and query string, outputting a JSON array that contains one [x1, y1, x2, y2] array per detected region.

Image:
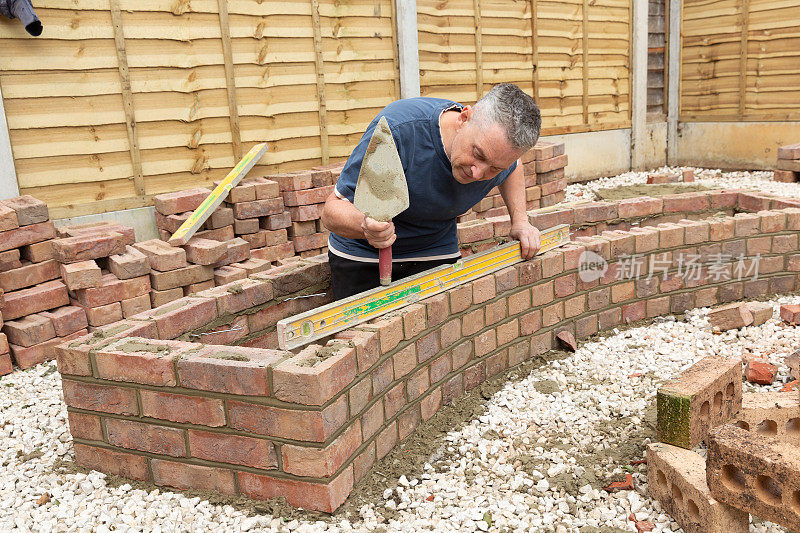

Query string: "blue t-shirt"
[[329, 97, 516, 262]]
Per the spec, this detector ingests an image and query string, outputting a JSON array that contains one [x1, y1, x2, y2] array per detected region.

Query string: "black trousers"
[[329, 252, 459, 300]]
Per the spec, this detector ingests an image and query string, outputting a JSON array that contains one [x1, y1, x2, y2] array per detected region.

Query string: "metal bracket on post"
[[395, 0, 421, 99], [0, 82, 20, 200]]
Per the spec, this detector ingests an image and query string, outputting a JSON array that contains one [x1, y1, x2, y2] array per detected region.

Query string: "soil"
[[594, 183, 710, 202]]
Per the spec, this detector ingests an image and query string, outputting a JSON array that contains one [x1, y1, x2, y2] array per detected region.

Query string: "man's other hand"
[[361, 216, 396, 249], [510, 222, 541, 260]]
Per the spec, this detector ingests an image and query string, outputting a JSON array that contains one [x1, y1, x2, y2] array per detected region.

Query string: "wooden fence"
[[0, 0, 631, 218], [680, 0, 800, 122]]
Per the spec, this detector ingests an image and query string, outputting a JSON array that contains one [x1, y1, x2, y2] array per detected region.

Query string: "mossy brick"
[[74, 444, 149, 482], [62, 379, 138, 415], [151, 459, 236, 497], [733, 212, 760, 237], [656, 355, 742, 449], [0, 259, 60, 292], [106, 418, 186, 457], [153, 188, 210, 215], [646, 443, 748, 533], [0, 221, 56, 253], [4, 313, 56, 347], [238, 465, 353, 513], [229, 395, 347, 442], [282, 421, 361, 478], [131, 296, 217, 340], [140, 389, 226, 427], [272, 343, 356, 405], [3, 279, 69, 320], [706, 425, 800, 532], [93, 338, 191, 386]]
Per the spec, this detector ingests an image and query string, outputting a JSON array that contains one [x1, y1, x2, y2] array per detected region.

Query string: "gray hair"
[[471, 83, 541, 151]]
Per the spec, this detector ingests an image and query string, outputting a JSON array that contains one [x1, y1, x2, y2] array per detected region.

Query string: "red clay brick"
[[131, 296, 216, 340], [60, 260, 101, 291], [106, 418, 186, 457], [188, 429, 277, 469], [0, 259, 60, 292], [376, 421, 399, 460], [421, 388, 442, 420], [422, 293, 449, 327], [282, 421, 361, 478], [3, 280, 69, 320], [448, 284, 472, 313], [238, 466, 353, 513], [4, 314, 55, 347], [0, 221, 56, 253], [67, 411, 103, 441], [141, 389, 225, 427], [393, 344, 417, 379], [361, 401, 384, 440], [229, 396, 348, 442], [273, 343, 356, 405], [334, 329, 379, 373], [62, 379, 138, 415], [40, 306, 87, 337], [152, 459, 236, 497], [74, 443, 149, 481], [1, 195, 48, 225], [384, 382, 406, 419]]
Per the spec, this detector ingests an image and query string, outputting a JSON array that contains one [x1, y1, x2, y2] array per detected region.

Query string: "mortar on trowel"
[[353, 116, 410, 285]]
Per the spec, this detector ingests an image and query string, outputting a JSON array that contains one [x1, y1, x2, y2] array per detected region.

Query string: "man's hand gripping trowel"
[[353, 116, 410, 286]]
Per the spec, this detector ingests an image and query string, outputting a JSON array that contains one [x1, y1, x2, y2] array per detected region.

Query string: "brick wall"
[[57, 189, 800, 513]]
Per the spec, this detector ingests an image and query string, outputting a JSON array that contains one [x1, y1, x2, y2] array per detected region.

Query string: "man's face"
[[449, 110, 522, 185]]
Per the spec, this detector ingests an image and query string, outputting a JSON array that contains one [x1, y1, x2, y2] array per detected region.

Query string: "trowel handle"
[[379, 246, 392, 286]]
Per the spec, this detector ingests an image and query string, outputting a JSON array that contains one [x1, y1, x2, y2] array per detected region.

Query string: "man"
[[321, 83, 542, 300]]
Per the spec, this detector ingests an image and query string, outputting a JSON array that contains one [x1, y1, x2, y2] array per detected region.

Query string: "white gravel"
[[1, 168, 797, 532]]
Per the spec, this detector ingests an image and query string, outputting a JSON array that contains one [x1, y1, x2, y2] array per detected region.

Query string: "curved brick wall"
[[56, 189, 800, 513]]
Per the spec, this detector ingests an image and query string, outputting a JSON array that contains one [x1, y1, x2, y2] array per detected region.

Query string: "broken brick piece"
[[745, 302, 773, 326], [707, 303, 753, 331], [706, 425, 800, 532], [646, 442, 747, 533], [744, 360, 777, 385], [603, 473, 633, 492], [656, 355, 742, 449], [780, 304, 800, 325], [555, 330, 577, 351]]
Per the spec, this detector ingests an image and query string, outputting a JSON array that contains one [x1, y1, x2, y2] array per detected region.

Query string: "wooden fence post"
[[310, 0, 330, 164], [666, 0, 681, 164], [395, 0, 420, 98], [218, 0, 243, 161], [473, 0, 484, 100]]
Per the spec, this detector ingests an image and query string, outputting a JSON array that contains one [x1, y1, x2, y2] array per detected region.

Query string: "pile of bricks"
[[650, 342, 800, 531], [647, 168, 695, 183], [774, 143, 800, 182], [460, 140, 568, 223], [0, 196, 86, 373], [53, 221, 152, 332]]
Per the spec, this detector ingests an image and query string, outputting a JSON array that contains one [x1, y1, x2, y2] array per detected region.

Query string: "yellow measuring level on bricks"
[[277, 224, 571, 350], [169, 143, 269, 246]]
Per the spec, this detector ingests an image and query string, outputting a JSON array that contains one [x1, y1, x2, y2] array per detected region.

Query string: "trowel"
[[353, 116, 410, 285]]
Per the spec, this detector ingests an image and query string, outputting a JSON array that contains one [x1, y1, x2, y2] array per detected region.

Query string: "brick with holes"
[[706, 424, 800, 531], [646, 442, 748, 533], [731, 391, 800, 444], [656, 355, 742, 449]]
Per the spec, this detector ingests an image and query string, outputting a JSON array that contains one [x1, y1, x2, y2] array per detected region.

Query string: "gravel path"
[[2, 168, 797, 533]]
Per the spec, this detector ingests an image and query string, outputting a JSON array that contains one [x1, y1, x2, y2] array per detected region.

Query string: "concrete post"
[[0, 82, 20, 199], [666, 0, 681, 165], [395, 0, 421, 99], [630, 0, 648, 170]]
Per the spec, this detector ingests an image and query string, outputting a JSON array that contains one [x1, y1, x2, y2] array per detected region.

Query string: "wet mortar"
[[594, 183, 709, 202]]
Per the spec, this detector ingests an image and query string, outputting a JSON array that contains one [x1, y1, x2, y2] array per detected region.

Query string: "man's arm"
[[321, 193, 396, 248], [498, 160, 541, 259]]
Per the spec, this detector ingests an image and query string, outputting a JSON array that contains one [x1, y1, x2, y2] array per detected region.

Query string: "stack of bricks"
[[53, 221, 152, 333], [0, 195, 84, 372], [131, 239, 215, 308], [264, 163, 346, 259], [774, 143, 800, 182], [459, 140, 567, 223]]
